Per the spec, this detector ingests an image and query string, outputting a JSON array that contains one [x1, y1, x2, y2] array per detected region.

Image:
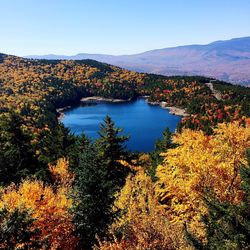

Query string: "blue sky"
[[0, 0, 249, 56]]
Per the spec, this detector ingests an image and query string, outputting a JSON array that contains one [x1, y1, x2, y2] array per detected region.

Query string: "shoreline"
[[80, 96, 131, 103], [147, 100, 189, 117], [57, 96, 189, 121], [56, 96, 131, 121], [56, 106, 72, 120], [164, 106, 189, 116], [160, 101, 189, 116]]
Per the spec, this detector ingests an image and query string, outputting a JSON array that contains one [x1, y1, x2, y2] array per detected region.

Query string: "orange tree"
[[0, 158, 77, 249]]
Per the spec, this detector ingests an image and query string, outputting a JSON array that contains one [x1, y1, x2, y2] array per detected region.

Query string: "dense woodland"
[[0, 53, 250, 249]]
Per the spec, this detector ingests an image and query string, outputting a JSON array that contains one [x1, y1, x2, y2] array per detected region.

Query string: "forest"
[[0, 53, 250, 249]]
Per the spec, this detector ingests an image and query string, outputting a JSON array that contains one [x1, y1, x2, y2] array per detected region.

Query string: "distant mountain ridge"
[[26, 37, 250, 86]]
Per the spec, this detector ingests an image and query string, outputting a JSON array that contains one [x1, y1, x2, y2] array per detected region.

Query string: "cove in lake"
[[61, 98, 181, 152]]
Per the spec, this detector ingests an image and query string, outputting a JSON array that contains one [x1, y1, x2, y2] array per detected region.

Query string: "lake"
[[61, 98, 181, 152]]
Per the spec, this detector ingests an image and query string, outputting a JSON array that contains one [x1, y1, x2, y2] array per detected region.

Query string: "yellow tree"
[[97, 162, 190, 250], [155, 122, 250, 238]]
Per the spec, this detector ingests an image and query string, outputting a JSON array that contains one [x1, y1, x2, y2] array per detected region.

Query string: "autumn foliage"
[[98, 168, 189, 250], [0, 158, 77, 249], [96, 122, 250, 248], [155, 122, 250, 239], [1, 52, 250, 249]]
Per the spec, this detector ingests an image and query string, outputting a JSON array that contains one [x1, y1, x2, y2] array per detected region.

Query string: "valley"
[[0, 52, 250, 249]]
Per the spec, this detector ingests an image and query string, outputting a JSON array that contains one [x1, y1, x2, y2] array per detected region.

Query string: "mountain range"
[[26, 37, 250, 86]]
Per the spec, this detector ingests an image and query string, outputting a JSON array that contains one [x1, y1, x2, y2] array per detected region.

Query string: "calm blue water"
[[61, 98, 181, 152]]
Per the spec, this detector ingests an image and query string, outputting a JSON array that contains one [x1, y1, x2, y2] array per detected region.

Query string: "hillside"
[[27, 37, 250, 86], [1, 52, 250, 249], [1, 53, 249, 133], [0, 52, 249, 174], [0, 53, 249, 179]]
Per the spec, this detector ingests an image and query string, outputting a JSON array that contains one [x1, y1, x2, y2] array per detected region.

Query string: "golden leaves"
[[155, 122, 250, 238], [49, 158, 74, 187], [99, 169, 189, 249], [0, 158, 77, 249]]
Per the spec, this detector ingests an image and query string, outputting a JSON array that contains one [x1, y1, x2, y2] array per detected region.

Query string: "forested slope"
[[0, 53, 250, 249]]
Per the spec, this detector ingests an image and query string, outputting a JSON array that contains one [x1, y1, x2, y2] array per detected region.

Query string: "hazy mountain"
[[26, 37, 250, 86]]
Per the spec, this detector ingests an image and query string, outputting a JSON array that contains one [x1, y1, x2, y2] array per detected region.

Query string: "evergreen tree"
[[0, 112, 78, 184], [149, 128, 175, 180], [73, 117, 130, 248], [73, 139, 114, 249], [155, 127, 174, 152], [0, 112, 36, 185], [67, 133, 88, 169], [0, 208, 41, 249], [186, 150, 250, 250], [96, 115, 129, 188]]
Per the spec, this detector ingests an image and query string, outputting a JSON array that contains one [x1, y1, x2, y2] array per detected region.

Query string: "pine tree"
[[149, 128, 175, 180], [96, 115, 129, 188], [155, 127, 174, 152], [73, 139, 114, 249], [186, 150, 250, 250], [0, 112, 36, 185], [73, 117, 130, 249], [0, 208, 41, 249]]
